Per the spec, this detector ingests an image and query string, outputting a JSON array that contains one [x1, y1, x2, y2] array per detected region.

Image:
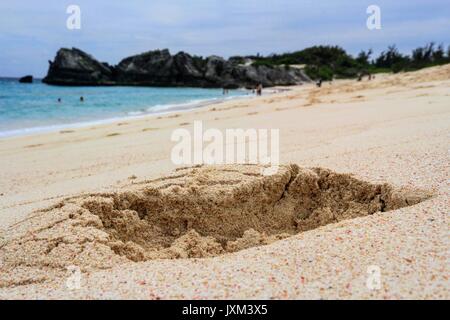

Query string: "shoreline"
[[0, 91, 257, 139]]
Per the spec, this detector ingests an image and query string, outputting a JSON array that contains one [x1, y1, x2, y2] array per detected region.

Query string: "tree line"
[[244, 43, 450, 80]]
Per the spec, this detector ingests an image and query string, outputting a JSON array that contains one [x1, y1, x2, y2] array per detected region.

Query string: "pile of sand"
[[0, 164, 430, 287]]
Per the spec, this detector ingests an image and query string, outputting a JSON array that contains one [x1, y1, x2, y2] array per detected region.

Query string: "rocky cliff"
[[43, 48, 310, 88], [43, 48, 114, 86]]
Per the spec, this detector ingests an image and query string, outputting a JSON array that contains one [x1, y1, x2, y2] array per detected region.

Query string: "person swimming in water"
[[80, 96, 84, 102], [57, 98, 61, 103]]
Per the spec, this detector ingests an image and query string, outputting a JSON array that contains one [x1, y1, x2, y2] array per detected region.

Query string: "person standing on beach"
[[256, 84, 262, 96], [316, 79, 322, 88]]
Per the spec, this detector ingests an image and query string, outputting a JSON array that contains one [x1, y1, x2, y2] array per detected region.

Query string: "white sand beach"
[[0, 65, 449, 299]]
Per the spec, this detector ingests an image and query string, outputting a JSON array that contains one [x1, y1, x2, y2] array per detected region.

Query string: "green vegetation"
[[246, 43, 450, 80]]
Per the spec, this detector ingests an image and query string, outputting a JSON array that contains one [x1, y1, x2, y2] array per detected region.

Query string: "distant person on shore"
[[256, 84, 263, 96], [80, 96, 84, 102], [316, 79, 322, 88]]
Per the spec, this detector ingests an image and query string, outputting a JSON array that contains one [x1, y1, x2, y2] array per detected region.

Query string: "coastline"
[[0, 65, 449, 299], [0, 89, 255, 139]]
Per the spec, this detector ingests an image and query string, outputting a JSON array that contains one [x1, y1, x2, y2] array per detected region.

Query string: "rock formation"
[[43, 48, 114, 86], [43, 48, 310, 88], [18, 75, 33, 83]]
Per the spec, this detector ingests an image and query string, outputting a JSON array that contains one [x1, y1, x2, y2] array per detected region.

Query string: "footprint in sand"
[[106, 133, 121, 137], [24, 143, 44, 148], [142, 128, 158, 132], [0, 163, 431, 279]]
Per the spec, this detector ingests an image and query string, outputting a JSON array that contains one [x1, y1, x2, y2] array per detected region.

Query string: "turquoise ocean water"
[[0, 78, 248, 137]]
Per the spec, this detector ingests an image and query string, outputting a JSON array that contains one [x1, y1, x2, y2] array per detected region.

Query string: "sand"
[[0, 65, 449, 299]]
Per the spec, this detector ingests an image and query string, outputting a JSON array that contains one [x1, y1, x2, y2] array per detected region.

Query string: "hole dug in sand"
[[0, 164, 430, 286]]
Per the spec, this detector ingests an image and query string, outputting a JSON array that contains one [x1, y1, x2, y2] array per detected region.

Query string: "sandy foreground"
[[0, 65, 449, 299]]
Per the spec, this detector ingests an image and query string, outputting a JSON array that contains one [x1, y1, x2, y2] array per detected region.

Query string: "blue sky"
[[0, 0, 449, 77]]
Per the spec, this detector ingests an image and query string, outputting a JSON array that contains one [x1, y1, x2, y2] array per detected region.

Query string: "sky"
[[0, 0, 449, 77]]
